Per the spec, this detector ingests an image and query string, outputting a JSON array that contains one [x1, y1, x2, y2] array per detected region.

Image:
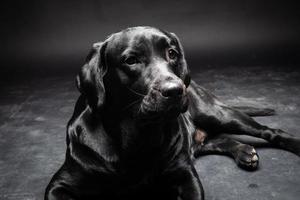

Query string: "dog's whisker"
[[122, 98, 143, 112], [126, 87, 146, 97]]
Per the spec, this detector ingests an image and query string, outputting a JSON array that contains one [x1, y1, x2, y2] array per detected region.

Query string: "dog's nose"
[[161, 82, 184, 98]]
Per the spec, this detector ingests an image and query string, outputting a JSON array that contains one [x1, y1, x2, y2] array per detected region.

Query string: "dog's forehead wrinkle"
[[129, 28, 170, 46], [126, 35, 151, 55], [108, 33, 130, 53], [108, 26, 173, 44]]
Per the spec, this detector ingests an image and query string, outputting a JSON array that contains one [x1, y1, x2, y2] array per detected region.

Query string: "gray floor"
[[0, 66, 299, 200]]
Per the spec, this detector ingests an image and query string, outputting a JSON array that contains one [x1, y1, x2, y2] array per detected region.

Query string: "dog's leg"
[[165, 154, 204, 200], [188, 81, 300, 156], [193, 137, 259, 170], [217, 107, 300, 156], [231, 106, 275, 117], [45, 164, 78, 200], [45, 185, 76, 200], [176, 166, 205, 200]]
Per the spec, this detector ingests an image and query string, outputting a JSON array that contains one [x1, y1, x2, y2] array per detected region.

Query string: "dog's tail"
[[232, 106, 276, 117]]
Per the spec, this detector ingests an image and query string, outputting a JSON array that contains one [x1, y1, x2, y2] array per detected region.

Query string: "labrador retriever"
[[45, 26, 300, 200]]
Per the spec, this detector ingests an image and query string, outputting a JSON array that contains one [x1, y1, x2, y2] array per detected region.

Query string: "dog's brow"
[[122, 48, 140, 57], [124, 37, 149, 56], [155, 36, 170, 48]]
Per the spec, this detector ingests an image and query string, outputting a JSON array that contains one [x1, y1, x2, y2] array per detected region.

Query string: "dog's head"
[[77, 26, 190, 118]]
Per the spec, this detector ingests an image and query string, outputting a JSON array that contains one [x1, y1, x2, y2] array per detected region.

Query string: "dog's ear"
[[76, 42, 108, 111], [169, 32, 191, 87]]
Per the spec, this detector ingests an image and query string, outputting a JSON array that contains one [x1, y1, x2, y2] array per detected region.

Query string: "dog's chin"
[[138, 95, 189, 120]]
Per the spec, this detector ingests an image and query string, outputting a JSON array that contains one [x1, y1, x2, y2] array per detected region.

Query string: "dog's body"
[[45, 27, 300, 200]]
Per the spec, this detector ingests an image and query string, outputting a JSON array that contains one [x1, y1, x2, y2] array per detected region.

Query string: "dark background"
[[1, 0, 300, 80]]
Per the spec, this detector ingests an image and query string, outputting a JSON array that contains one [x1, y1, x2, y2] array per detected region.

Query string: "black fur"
[[45, 26, 300, 200]]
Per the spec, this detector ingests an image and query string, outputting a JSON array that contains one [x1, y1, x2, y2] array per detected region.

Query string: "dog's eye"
[[124, 56, 138, 65], [168, 49, 178, 60]]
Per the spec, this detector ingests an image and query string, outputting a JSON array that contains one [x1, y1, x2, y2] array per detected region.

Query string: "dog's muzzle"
[[140, 81, 189, 118]]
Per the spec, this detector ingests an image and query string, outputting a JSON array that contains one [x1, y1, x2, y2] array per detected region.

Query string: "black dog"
[[45, 26, 300, 200]]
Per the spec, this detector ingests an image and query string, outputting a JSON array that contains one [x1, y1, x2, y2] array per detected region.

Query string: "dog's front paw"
[[233, 144, 259, 171]]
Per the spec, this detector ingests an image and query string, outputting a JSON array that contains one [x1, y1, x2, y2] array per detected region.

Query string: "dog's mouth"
[[138, 88, 189, 119]]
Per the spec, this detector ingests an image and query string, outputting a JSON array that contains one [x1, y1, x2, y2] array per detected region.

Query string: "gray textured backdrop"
[[1, 0, 300, 70]]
